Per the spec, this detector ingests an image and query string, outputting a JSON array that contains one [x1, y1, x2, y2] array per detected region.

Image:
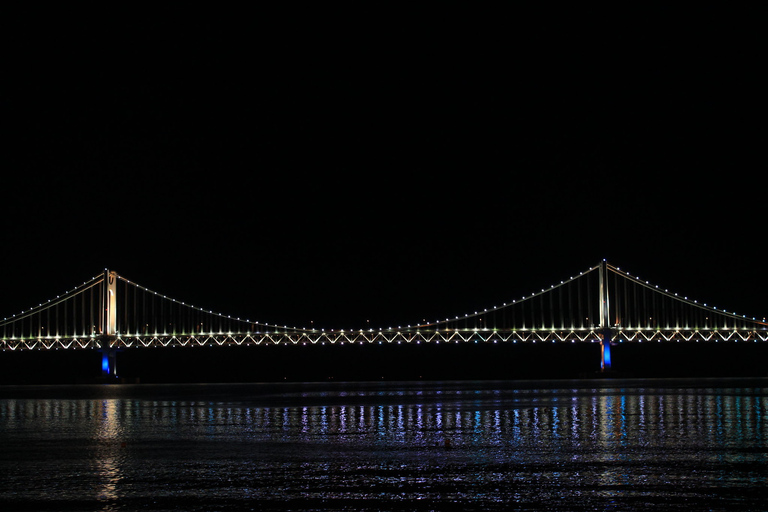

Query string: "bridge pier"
[[600, 328, 613, 372], [100, 347, 118, 379]]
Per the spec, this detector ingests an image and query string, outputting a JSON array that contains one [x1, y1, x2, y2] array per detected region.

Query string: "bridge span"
[[2, 261, 766, 379]]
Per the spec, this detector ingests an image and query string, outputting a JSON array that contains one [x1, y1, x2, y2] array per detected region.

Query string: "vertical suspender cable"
[[63, 296, 68, 339], [642, 286, 648, 329], [567, 279, 573, 330], [633, 278, 639, 329], [161, 294, 165, 335], [623, 272, 629, 329], [549, 289, 554, 330], [89, 286, 93, 336], [81, 289, 85, 337], [72, 292, 77, 338], [614, 271, 620, 329], [587, 273, 593, 330], [577, 275, 582, 330]]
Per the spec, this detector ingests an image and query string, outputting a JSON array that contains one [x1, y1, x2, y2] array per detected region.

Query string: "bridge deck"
[[3, 327, 767, 351]]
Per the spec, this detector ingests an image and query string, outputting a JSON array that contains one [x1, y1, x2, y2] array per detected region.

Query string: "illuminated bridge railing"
[[4, 327, 768, 351], [0, 272, 107, 350], [2, 262, 767, 352], [105, 326, 768, 350]]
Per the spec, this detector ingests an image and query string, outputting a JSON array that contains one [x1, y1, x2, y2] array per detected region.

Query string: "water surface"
[[1, 378, 767, 510]]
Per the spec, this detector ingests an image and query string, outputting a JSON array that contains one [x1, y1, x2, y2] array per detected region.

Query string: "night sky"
[[2, 6, 765, 371]]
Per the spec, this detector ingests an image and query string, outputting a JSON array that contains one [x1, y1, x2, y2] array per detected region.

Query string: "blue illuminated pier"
[[601, 337, 612, 371], [100, 348, 117, 378]]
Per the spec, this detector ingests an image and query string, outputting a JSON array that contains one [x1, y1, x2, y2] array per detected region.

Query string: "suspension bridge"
[[1, 261, 766, 379]]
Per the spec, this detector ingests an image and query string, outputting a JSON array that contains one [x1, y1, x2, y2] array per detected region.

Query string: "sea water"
[[1, 379, 767, 511]]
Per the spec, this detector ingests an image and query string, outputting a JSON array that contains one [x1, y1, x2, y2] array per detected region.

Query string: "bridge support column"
[[100, 270, 119, 380], [600, 328, 612, 372], [104, 270, 117, 338], [598, 260, 613, 372]]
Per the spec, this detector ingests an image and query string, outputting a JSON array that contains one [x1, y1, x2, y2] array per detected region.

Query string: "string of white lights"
[[411, 263, 602, 330], [607, 263, 765, 324], [115, 273, 315, 333], [0, 273, 104, 326], [7, 324, 767, 352], [3, 262, 764, 340]]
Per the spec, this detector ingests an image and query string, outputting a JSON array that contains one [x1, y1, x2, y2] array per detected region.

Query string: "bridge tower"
[[100, 269, 118, 378], [598, 260, 613, 371]]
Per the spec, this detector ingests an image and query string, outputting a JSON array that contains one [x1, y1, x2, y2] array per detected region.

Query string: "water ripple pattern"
[[1, 379, 767, 511]]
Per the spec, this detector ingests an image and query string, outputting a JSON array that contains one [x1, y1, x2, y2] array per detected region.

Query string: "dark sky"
[[2, 6, 764, 332]]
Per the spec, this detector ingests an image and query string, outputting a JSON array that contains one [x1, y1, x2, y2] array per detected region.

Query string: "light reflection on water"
[[1, 379, 767, 511]]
